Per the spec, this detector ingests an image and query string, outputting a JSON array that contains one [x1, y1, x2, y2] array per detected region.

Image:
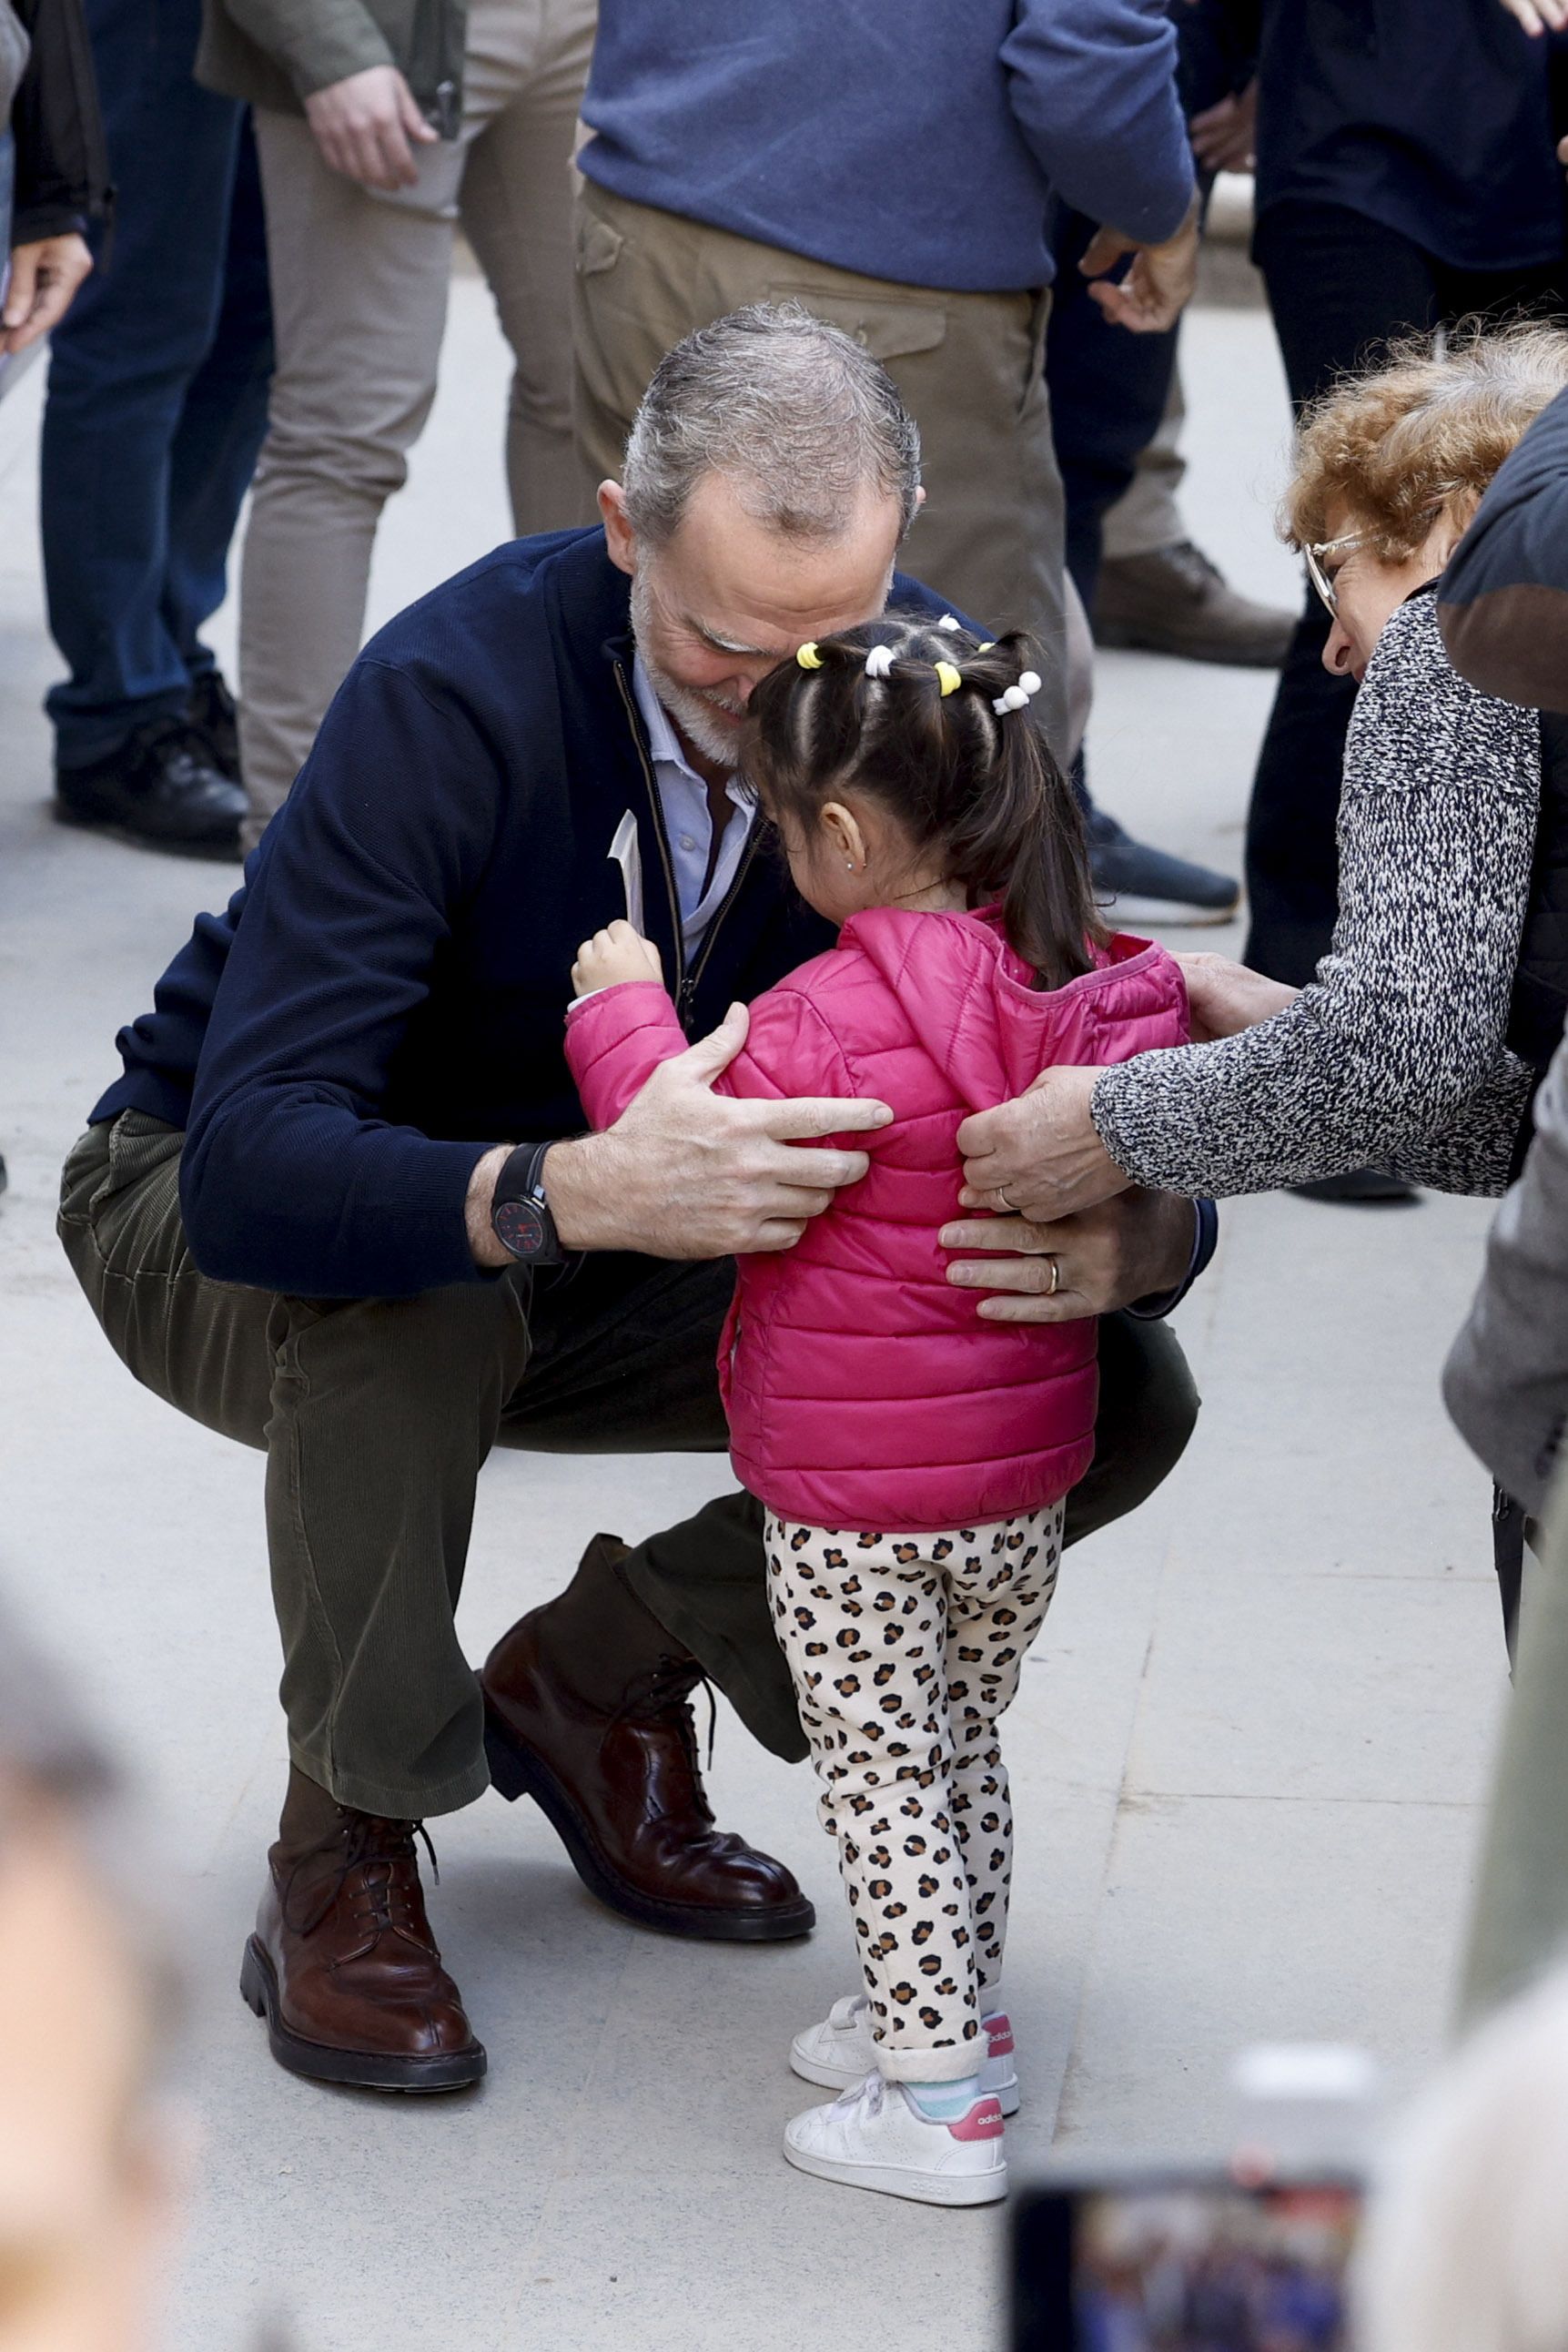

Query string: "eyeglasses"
[[1302, 488, 1465, 616], [1302, 528, 1372, 617]]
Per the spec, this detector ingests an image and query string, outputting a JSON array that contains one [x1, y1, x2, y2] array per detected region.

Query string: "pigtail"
[[943, 632, 1104, 989], [743, 615, 1106, 991]]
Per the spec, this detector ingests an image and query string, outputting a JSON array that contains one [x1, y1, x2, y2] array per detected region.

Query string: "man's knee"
[[1066, 1313, 1200, 1549], [249, 419, 418, 515]]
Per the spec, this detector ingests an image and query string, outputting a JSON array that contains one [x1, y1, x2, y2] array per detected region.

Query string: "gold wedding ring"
[[1046, 1255, 1061, 1297], [996, 1187, 1016, 1212]]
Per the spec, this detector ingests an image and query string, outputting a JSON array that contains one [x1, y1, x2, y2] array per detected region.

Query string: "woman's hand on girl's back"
[[1174, 952, 1300, 1042], [956, 1066, 1129, 1223]]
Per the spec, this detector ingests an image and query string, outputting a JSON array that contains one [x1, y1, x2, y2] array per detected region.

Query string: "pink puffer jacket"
[[566, 906, 1187, 1534]]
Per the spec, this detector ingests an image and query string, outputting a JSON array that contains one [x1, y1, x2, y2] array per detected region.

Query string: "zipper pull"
[[432, 79, 460, 138], [678, 977, 697, 1031]]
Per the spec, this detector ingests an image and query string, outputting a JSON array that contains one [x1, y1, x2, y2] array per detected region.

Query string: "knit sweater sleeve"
[[1374, 1047, 1533, 1198], [1088, 593, 1540, 1199]]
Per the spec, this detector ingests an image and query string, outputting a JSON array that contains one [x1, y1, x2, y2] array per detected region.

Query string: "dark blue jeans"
[[40, 0, 273, 767], [1046, 208, 1181, 613]]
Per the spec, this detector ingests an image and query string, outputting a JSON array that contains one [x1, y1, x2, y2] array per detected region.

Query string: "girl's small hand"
[[956, 1066, 1129, 1223], [572, 921, 663, 998]]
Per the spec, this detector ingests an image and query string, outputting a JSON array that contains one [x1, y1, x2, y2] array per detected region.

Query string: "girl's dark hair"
[[742, 615, 1106, 988]]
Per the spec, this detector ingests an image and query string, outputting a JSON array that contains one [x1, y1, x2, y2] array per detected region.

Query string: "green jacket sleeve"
[[208, 0, 393, 103]]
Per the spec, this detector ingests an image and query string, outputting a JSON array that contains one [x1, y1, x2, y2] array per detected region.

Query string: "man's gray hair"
[[622, 300, 922, 545]]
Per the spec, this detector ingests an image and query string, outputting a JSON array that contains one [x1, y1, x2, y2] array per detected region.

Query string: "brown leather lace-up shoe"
[[240, 1768, 486, 2093], [480, 1534, 814, 1943]]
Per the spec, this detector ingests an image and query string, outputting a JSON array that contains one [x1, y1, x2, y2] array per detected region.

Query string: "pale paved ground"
[[0, 282, 1509, 2349]]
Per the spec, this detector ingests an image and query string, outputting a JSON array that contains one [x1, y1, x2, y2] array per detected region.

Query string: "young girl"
[[564, 617, 1187, 2207]]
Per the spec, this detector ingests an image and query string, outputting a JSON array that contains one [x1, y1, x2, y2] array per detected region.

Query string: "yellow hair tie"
[[795, 642, 824, 671], [976, 641, 996, 652], [934, 660, 963, 697]]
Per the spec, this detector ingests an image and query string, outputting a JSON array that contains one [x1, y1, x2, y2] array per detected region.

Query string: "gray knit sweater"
[[1091, 589, 1540, 1201]]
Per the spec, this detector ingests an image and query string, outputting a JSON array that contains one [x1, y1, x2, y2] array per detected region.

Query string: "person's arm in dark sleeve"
[[1125, 1197, 1218, 1318], [9, 0, 109, 245], [180, 659, 504, 1300], [1439, 385, 1568, 714], [214, 0, 394, 101], [1002, 0, 1195, 241]]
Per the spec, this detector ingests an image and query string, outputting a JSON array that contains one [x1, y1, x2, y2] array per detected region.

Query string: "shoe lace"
[[1168, 539, 1224, 593], [282, 1810, 440, 1941], [126, 714, 221, 771], [830, 1992, 872, 2030], [830, 2070, 885, 2121], [615, 1650, 720, 1775]]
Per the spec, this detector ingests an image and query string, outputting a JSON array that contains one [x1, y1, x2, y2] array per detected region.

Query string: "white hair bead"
[[991, 670, 1041, 716], [864, 644, 895, 678], [936, 613, 963, 632]]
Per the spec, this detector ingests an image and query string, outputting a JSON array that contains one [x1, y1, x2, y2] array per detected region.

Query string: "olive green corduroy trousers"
[[60, 1112, 1199, 1819]]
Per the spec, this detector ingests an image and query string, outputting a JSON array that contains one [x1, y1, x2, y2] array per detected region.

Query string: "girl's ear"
[[821, 800, 870, 873]]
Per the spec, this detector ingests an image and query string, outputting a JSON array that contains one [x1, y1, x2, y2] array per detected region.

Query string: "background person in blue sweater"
[[56, 309, 1209, 2098], [572, 0, 1224, 921]]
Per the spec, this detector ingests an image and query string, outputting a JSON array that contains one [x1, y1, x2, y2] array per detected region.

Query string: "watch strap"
[[491, 1139, 564, 1264]]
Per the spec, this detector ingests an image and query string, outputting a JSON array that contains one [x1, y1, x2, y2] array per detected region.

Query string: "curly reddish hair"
[[1284, 321, 1568, 559]]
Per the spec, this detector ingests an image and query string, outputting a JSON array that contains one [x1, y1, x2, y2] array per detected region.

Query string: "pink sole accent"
[[986, 2014, 1016, 2057], [947, 2097, 1006, 2143]]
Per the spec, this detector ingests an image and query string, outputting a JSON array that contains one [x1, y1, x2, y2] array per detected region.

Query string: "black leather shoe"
[[187, 670, 241, 780], [56, 715, 246, 857]]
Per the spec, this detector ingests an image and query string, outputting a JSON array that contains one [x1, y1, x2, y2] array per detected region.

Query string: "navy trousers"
[[1046, 208, 1181, 613], [40, 0, 272, 767]]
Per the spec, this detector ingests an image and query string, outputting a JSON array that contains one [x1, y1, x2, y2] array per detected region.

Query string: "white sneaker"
[[784, 2071, 1007, 2206], [790, 1992, 1021, 2116]]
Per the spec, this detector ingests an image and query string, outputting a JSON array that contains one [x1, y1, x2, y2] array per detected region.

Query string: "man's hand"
[[1079, 192, 1201, 334], [1174, 951, 1299, 1042], [304, 66, 438, 191], [940, 1191, 1197, 1323], [1, 235, 92, 355], [956, 1066, 1128, 1224], [1189, 81, 1258, 174], [467, 1002, 892, 1267], [1499, 0, 1568, 32], [572, 919, 663, 998]]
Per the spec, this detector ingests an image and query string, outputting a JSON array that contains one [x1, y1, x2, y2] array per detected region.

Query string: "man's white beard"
[[629, 571, 747, 771]]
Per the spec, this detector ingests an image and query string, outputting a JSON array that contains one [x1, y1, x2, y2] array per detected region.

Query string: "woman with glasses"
[[951, 325, 1568, 1252], [1216, 0, 1568, 1211]]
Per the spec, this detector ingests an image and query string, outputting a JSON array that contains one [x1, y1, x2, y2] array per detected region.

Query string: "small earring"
[[845, 858, 856, 872]]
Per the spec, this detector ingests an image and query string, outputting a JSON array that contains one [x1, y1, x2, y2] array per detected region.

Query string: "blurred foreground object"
[[1356, 1967, 1568, 2352], [0, 1590, 178, 2352]]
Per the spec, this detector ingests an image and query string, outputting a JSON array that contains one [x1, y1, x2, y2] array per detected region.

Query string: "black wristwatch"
[[490, 1141, 566, 1264]]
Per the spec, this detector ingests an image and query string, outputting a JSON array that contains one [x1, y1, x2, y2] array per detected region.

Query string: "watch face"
[[494, 1198, 548, 1259]]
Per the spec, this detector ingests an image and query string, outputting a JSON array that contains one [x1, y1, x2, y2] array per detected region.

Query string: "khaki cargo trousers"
[[238, 0, 598, 847], [59, 1112, 1199, 1819], [571, 178, 1072, 764]]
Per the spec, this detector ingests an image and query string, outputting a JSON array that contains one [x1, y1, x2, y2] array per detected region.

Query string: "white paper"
[[608, 809, 645, 935]]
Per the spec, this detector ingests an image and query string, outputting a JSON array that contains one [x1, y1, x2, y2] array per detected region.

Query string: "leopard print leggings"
[[765, 1504, 1064, 2083]]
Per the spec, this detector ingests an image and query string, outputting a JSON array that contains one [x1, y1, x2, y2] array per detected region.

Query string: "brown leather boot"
[[480, 1534, 814, 1942], [239, 1767, 486, 2092]]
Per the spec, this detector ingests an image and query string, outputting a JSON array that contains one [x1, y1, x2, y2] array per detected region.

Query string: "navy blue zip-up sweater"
[[92, 530, 957, 1301], [578, 0, 1193, 296]]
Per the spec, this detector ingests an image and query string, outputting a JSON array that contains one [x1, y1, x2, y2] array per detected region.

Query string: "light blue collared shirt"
[[632, 655, 755, 955]]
